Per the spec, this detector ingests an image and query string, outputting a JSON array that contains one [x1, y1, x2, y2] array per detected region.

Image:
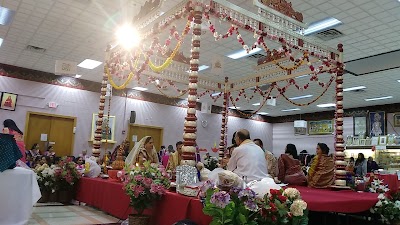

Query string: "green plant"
[[123, 162, 170, 215], [371, 193, 400, 224], [34, 164, 57, 193], [203, 184, 258, 225]]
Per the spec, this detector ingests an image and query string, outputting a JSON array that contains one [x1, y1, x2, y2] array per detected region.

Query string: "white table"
[[0, 167, 41, 225]]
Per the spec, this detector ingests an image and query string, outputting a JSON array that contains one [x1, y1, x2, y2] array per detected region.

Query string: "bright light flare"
[[116, 23, 141, 49]]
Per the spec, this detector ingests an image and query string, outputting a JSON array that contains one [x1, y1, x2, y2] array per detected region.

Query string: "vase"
[[128, 214, 150, 225], [58, 190, 73, 204], [48, 191, 58, 202], [38, 190, 50, 203]]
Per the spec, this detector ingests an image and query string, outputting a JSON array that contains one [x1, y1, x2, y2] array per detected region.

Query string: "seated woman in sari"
[[307, 143, 334, 188], [277, 144, 307, 185], [125, 136, 158, 167]]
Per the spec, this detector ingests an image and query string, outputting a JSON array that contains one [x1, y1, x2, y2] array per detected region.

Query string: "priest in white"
[[227, 129, 269, 182]]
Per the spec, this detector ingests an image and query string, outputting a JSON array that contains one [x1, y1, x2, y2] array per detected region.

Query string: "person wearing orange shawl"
[[307, 143, 334, 188]]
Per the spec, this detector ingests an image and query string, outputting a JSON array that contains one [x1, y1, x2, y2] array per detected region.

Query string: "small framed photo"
[[0, 92, 18, 111], [371, 137, 379, 146], [394, 113, 400, 127], [365, 138, 372, 146], [352, 137, 360, 146], [359, 139, 366, 146], [379, 136, 387, 146], [346, 136, 353, 145]]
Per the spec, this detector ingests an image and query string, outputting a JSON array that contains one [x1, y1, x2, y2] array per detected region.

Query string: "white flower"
[[290, 199, 307, 217], [376, 200, 382, 207], [283, 188, 301, 199], [44, 181, 49, 186], [395, 201, 400, 209], [378, 194, 386, 200]]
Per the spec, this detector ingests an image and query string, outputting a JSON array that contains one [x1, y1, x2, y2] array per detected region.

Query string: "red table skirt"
[[75, 177, 212, 225], [367, 174, 400, 194], [76, 178, 379, 224], [292, 186, 378, 213]]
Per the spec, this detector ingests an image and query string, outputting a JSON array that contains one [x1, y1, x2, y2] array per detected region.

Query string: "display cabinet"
[[344, 146, 400, 171]]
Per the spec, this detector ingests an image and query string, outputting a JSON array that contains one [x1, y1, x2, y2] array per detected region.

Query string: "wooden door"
[[128, 124, 163, 153], [25, 112, 76, 156], [25, 114, 51, 154], [49, 117, 75, 156]]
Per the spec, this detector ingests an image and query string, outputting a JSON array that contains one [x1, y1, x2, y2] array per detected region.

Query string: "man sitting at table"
[[225, 129, 269, 182], [167, 141, 183, 171], [307, 143, 334, 188], [84, 157, 101, 178]]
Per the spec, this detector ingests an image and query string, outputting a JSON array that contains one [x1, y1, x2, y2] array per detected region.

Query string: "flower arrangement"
[[123, 161, 170, 215], [202, 180, 259, 225], [34, 164, 57, 193], [371, 193, 400, 224], [55, 157, 81, 191], [200, 179, 308, 225], [366, 177, 389, 193], [204, 156, 219, 171], [257, 188, 308, 225]]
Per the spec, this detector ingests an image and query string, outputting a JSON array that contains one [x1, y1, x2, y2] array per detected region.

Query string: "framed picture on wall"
[[368, 111, 386, 137], [307, 120, 334, 135], [90, 114, 116, 143], [394, 113, 400, 127], [0, 92, 18, 111], [379, 136, 387, 146], [353, 116, 367, 137]]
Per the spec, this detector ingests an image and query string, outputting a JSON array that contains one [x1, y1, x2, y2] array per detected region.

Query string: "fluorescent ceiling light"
[[252, 103, 261, 106], [228, 106, 240, 109], [343, 86, 366, 92], [257, 112, 269, 115], [199, 65, 209, 71], [226, 47, 262, 59], [397, 80, 400, 82], [132, 87, 148, 91], [303, 17, 342, 36], [187, 65, 209, 73], [74, 74, 82, 78], [0, 6, 15, 25], [296, 74, 309, 78], [317, 103, 336, 108], [289, 95, 313, 100], [281, 108, 300, 112], [211, 92, 221, 97], [0, 38, 3, 47], [365, 96, 393, 101], [78, 59, 102, 69]]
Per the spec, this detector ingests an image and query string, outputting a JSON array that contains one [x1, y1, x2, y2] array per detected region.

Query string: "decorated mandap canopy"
[[93, 0, 346, 186]]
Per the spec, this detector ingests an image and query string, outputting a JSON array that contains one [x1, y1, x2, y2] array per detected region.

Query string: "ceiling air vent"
[[26, 45, 46, 53], [247, 53, 265, 59], [314, 29, 343, 41]]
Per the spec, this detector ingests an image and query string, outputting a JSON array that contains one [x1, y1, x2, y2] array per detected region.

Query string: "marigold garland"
[[106, 54, 140, 90], [146, 20, 191, 73], [278, 75, 335, 106]]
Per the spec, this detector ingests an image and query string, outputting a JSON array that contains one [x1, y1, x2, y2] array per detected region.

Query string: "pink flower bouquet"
[[123, 162, 170, 215]]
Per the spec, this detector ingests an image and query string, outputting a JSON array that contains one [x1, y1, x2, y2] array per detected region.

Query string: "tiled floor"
[[28, 204, 121, 225]]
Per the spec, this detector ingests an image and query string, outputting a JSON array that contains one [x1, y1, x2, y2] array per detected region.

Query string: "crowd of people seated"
[[2, 117, 382, 190]]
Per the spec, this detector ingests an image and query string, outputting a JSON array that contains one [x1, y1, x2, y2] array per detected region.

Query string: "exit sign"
[[48, 102, 58, 108]]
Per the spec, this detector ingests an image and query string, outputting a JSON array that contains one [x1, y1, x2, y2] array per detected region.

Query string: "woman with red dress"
[[277, 144, 307, 185], [3, 119, 26, 162]]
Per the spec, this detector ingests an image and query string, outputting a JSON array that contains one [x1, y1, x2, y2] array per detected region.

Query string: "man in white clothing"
[[227, 129, 269, 182], [84, 157, 101, 178]]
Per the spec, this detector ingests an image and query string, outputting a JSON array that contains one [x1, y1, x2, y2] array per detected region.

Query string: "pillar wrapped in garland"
[[334, 43, 346, 186], [218, 77, 229, 162], [92, 46, 111, 159], [182, 3, 203, 166]]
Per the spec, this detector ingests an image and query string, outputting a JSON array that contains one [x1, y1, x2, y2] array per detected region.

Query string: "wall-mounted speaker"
[[130, 111, 136, 124]]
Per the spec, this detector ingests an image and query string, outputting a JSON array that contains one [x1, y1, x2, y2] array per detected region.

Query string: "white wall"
[[0, 76, 273, 156], [272, 117, 353, 156]]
